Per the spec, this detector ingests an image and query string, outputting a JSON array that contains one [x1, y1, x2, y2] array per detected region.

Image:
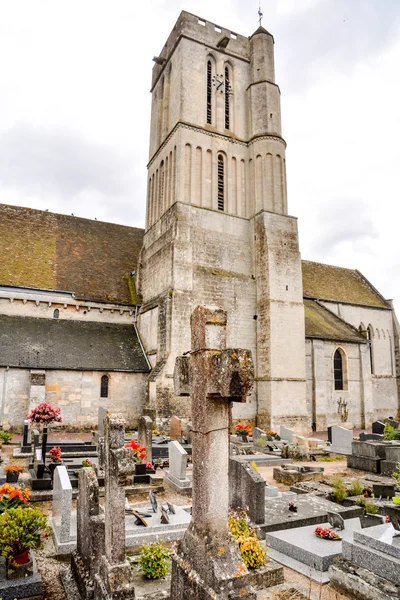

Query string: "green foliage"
[[392, 496, 400, 505], [138, 542, 171, 579], [384, 424, 400, 441], [348, 479, 364, 497], [256, 437, 266, 449], [229, 509, 266, 569], [331, 477, 348, 503], [319, 455, 343, 462], [356, 498, 378, 514], [237, 536, 267, 569], [0, 506, 51, 560], [228, 509, 253, 539], [0, 431, 13, 444], [392, 463, 400, 486]]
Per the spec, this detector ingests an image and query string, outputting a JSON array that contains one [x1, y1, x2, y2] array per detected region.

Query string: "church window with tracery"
[[217, 154, 225, 211], [207, 60, 212, 124], [334, 349, 345, 390]]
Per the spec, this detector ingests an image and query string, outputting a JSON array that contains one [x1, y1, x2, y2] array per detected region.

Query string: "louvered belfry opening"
[[217, 154, 224, 211], [224, 66, 230, 130], [207, 60, 212, 124]]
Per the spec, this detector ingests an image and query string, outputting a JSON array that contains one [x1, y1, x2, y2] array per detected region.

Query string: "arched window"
[[334, 349, 345, 390], [367, 325, 374, 374], [100, 375, 109, 398], [53, 309, 59, 319], [206, 60, 212, 124], [224, 66, 230, 130], [217, 154, 225, 211]]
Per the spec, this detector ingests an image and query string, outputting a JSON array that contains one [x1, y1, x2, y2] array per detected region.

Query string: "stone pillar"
[[95, 414, 135, 600], [171, 305, 256, 600], [138, 415, 153, 460], [71, 466, 105, 598]]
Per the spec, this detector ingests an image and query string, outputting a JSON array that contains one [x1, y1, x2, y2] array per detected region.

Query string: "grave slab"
[[329, 425, 353, 455], [0, 552, 42, 600]]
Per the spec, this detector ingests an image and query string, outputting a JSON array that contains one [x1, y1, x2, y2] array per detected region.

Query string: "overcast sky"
[[1, 0, 400, 309]]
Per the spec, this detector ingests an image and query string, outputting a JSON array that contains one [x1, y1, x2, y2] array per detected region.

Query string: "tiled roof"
[[0, 314, 150, 372], [302, 260, 389, 308], [304, 299, 366, 343], [0, 204, 144, 304]]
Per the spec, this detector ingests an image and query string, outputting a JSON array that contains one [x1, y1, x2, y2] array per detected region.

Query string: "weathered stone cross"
[[171, 305, 256, 600]]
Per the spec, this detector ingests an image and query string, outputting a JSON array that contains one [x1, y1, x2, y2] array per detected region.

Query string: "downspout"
[[0, 366, 9, 427], [311, 340, 317, 432]]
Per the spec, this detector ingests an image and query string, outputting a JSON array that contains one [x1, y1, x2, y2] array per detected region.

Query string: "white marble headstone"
[[52, 465, 72, 543], [169, 440, 188, 480]]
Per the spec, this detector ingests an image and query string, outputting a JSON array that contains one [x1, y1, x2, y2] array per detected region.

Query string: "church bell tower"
[[137, 11, 309, 433]]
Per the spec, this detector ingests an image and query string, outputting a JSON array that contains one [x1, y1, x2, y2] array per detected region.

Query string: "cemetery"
[[0, 308, 400, 599]]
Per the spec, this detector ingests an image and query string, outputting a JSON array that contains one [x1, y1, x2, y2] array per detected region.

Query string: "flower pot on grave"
[[135, 463, 146, 475], [13, 549, 30, 565], [48, 461, 63, 481], [237, 432, 248, 443], [6, 472, 19, 484], [7, 550, 34, 580]]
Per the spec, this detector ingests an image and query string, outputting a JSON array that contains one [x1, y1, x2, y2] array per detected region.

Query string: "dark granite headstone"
[[372, 483, 396, 498], [22, 420, 29, 447], [160, 507, 169, 524], [359, 433, 384, 441], [372, 421, 385, 435], [327, 426, 332, 443]]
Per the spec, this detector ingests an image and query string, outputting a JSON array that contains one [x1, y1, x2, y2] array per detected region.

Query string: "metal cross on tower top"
[[258, 1, 263, 26]]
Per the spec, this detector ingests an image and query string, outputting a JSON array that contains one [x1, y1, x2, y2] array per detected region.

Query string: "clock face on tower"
[[212, 74, 233, 95]]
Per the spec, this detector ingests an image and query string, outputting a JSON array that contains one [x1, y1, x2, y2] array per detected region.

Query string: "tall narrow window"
[[224, 66, 230, 130], [53, 309, 59, 319], [367, 325, 374, 374], [217, 154, 225, 211], [100, 375, 109, 398], [207, 60, 212, 124], [334, 349, 344, 390]]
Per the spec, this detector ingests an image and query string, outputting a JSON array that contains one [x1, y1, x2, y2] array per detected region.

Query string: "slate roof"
[[304, 299, 367, 343], [0, 204, 145, 304], [0, 314, 150, 372], [302, 260, 390, 309]]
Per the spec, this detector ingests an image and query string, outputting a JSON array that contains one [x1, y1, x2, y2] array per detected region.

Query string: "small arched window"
[[207, 60, 212, 124], [224, 66, 230, 130], [217, 154, 225, 211], [334, 349, 345, 390], [100, 375, 109, 398], [53, 309, 59, 319]]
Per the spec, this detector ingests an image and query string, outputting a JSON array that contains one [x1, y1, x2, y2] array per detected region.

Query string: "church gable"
[[302, 260, 389, 308], [0, 204, 144, 304]]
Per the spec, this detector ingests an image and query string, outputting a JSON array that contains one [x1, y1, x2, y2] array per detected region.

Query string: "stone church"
[[0, 11, 399, 433]]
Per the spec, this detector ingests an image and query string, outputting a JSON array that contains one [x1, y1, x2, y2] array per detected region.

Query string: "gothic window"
[[367, 325, 374, 374], [217, 154, 225, 211], [53, 309, 59, 319], [224, 66, 230, 130], [100, 375, 109, 398], [334, 349, 346, 391], [207, 60, 212, 124]]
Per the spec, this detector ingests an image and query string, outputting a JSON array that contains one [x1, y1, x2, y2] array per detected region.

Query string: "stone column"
[[95, 414, 135, 599], [171, 305, 256, 600]]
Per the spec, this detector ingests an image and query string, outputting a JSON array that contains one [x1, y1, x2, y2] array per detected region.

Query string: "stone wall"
[[0, 368, 147, 431]]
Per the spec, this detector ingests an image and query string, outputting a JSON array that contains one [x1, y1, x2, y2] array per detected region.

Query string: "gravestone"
[[280, 425, 294, 443], [359, 432, 383, 441], [171, 305, 256, 600], [164, 440, 191, 492], [52, 465, 73, 553], [372, 421, 385, 435], [138, 415, 153, 460], [372, 483, 396, 499], [230, 457, 265, 525], [22, 419, 29, 449], [94, 414, 135, 599], [329, 425, 353, 455], [170, 415, 182, 440], [252, 427, 266, 443], [386, 418, 400, 430], [328, 512, 345, 531], [71, 466, 105, 598], [97, 407, 107, 475], [182, 420, 192, 444]]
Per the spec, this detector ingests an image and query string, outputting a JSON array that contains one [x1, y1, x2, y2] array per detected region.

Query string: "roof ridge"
[[302, 259, 357, 273]]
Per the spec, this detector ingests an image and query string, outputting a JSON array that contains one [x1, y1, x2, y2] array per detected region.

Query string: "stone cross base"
[[94, 558, 136, 599], [171, 526, 256, 600]]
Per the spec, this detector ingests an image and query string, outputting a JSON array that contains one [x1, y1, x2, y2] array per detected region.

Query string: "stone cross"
[[95, 413, 135, 599], [171, 305, 256, 600], [138, 415, 153, 461], [71, 466, 105, 596]]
